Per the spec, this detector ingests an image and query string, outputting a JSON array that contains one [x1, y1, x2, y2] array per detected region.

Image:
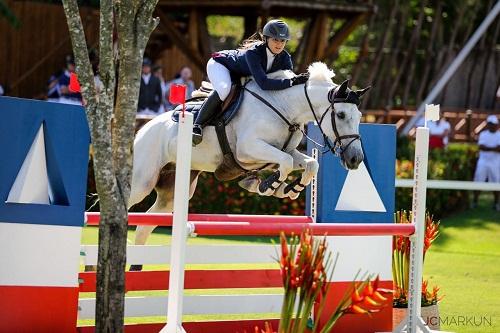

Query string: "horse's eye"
[[337, 112, 346, 120]]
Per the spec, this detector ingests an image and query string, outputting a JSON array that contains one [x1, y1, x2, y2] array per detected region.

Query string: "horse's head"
[[306, 63, 370, 170]]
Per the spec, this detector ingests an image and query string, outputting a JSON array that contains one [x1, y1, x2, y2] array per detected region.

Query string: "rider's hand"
[[291, 73, 309, 86]]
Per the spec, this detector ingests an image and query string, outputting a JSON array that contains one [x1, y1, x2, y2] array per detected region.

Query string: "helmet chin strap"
[[265, 41, 279, 55]]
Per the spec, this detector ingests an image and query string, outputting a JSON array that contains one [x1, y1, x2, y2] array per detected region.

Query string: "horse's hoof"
[[258, 171, 281, 194], [129, 264, 143, 271], [284, 177, 305, 199], [192, 133, 203, 146], [288, 191, 300, 200]]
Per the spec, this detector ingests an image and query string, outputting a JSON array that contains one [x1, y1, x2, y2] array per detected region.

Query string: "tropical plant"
[[392, 210, 441, 308], [256, 229, 392, 333]]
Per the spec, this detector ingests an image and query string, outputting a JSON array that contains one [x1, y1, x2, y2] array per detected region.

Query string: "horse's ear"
[[337, 80, 349, 96], [355, 86, 371, 97]]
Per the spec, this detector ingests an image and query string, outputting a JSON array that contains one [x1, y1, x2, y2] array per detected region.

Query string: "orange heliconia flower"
[[344, 276, 392, 315]]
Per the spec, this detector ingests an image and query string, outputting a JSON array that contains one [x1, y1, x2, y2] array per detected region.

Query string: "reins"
[[243, 80, 361, 160]]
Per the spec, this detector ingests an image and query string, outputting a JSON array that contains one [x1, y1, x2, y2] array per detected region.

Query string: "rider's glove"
[[290, 72, 309, 86]]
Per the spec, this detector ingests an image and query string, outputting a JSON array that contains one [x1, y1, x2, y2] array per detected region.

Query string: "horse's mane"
[[266, 62, 335, 85], [307, 62, 335, 85]]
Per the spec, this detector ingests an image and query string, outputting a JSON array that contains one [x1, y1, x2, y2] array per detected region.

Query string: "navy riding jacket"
[[212, 42, 293, 90]]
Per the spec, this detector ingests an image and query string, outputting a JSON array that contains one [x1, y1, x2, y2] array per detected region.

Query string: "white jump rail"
[[396, 179, 500, 191], [81, 244, 279, 265], [79, 294, 284, 319]]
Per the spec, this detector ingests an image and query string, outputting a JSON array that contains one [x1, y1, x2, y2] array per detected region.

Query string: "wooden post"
[[156, 9, 205, 72], [322, 13, 368, 61], [315, 13, 330, 60], [299, 15, 322, 72], [189, 9, 199, 52], [197, 13, 212, 60], [243, 14, 259, 39]]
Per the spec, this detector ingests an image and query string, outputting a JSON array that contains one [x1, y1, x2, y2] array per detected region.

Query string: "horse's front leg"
[[236, 139, 294, 196], [274, 149, 319, 199]]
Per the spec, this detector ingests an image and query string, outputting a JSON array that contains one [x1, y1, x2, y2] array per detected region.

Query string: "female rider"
[[192, 19, 309, 145]]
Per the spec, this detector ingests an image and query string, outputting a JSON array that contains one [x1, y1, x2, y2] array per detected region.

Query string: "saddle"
[[171, 83, 244, 127], [171, 82, 248, 181]]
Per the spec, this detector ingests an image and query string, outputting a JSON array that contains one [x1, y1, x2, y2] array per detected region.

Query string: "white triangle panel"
[[335, 161, 386, 212], [6, 124, 50, 204]]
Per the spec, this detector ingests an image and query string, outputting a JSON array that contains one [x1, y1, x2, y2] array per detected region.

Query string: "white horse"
[[128, 62, 369, 249]]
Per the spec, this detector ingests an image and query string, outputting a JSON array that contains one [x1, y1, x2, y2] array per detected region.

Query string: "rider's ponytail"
[[238, 32, 264, 50]]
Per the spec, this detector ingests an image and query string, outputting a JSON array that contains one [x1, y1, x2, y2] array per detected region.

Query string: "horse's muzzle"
[[343, 148, 364, 170]]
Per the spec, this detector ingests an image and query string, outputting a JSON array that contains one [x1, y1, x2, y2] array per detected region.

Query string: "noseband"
[[303, 83, 361, 157]]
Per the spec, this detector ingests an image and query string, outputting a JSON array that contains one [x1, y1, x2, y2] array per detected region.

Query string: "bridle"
[[242, 79, 361, 161], [303, 82, 361, 158]]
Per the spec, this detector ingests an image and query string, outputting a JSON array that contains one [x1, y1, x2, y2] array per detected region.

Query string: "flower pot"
[[393, 304, 440, 330]]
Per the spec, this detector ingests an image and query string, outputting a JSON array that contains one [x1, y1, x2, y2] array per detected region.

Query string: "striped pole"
[[85, 212, 313, 226], [189, 222, 415, 237], [395, 126, 434, 333], [161, 112, 193, 333]]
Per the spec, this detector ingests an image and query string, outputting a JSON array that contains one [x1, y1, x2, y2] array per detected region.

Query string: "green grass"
[[80, 195, 500, 332], [424, 193, 500, 333]]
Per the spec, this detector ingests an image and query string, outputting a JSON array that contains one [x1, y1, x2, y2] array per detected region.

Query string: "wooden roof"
[[157, 0, 374, 18], [150, 1, 375, 73]]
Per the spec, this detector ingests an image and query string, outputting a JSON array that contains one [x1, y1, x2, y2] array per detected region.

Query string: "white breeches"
[[206, 58, 232, 101]]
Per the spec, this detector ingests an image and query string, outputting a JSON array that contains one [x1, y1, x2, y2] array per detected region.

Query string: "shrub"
[[396, 142, 478, 217]]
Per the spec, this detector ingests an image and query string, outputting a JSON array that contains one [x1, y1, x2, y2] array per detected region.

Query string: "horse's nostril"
[[350, 156, 357, 165]]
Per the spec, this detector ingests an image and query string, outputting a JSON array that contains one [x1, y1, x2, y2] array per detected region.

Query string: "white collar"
[[266, 47, 277, 58], [266, 47, 277, 71], [142, 73, 151, 84]]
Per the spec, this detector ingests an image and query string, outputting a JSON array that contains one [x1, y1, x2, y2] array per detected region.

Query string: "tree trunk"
[[62, 0, 158, 332], [360, 0, 399, 109], [432, 2, 468, 103], [416, 1, 442, 105], [351, 3, 375, 87], [476, 3, 499, 108], [464, 1, 491, 108], [386, 0, 427, 110], [372, 3, 407, 108]]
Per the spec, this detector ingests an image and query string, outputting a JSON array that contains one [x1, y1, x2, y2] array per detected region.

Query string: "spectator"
[[472, 115, 500, 211], [58, 55, 83, 105], [428, 116, 451, 149], [47, 74, 60, 102], [137, 58, 163, 115], [0, 84, 4, 96], [165, 65, 195, 110], [153, 65, 167, 113]]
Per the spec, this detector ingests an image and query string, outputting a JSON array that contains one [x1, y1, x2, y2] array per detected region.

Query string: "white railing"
[[396, 179, 500, 191]]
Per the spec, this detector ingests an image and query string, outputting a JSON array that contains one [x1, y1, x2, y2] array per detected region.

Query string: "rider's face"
[[267, 38, 287, 54]]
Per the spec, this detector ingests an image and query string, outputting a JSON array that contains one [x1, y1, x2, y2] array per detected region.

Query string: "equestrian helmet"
[[263, 20, 291, 40]]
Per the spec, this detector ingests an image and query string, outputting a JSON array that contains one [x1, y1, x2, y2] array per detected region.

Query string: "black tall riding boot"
[[192, 91, 222, 145]]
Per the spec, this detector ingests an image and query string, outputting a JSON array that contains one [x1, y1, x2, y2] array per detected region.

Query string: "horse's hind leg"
[[129, 157, 162, 209], [131, 169, 200, 271], [134, 169, 202, 246]]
